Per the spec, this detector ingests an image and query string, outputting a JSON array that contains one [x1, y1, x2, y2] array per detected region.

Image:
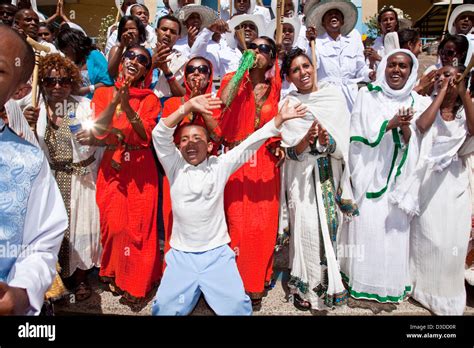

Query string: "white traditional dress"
[[407, 109, 472, 315], [36, 96, 102, 278], [0, 119, 67, 315], [279, 82, 358, 309], [340, 49, 431, 303]]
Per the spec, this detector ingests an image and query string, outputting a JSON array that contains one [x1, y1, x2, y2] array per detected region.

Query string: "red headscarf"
[[93, 60, 159, 170], [162, 56, 222, 149]]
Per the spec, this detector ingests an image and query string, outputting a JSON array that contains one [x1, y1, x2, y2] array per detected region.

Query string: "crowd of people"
[[0, 0, 474, 316]]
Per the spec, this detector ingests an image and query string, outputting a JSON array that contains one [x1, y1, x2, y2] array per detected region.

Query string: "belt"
[[105, 144, 149, 151], [50, 155, 96, 175]]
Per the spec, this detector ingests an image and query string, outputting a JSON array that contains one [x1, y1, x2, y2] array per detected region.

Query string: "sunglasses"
[[42, 77, 73, 87], [185, 65, 210, 75], [237, 23, 257, 31], [441, 49, 457, 57], [247, 42, 273, 56], [123, 50, 149, 67]]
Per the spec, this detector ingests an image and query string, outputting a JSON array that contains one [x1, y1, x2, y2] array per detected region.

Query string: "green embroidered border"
[[350, 122, 410, 199], [340, 272, 411, 303], [350, 120, 389, 147], [288, 275, 309, 294]]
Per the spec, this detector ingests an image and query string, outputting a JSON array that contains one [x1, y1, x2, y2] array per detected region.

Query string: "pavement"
[[54, 243, 474, 316]]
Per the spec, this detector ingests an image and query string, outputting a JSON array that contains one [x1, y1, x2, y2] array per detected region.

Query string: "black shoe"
[[292, 294, 311, 311]]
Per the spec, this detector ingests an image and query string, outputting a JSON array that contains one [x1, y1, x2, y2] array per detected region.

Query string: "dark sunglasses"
[[123, 50, 149, 67], [185, 65, 210, 75], [441, 49, 457, 57], [247, 42, 273, 56], [42, 77, 73, 87]]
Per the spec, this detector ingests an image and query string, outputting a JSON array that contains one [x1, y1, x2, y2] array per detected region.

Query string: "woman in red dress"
[[92, 45, 162, 303], [160, 56, 222, 259], [218, 36, 284, 307]]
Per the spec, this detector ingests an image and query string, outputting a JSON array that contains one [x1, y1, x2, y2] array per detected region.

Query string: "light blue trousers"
[[151, 245, 252, 316]]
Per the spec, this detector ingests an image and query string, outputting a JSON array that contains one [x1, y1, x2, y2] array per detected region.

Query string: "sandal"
[[292, 294, 311, 311], [251, 298, 262, 308], [74, 282, 92, 302], [108, 282, 124, 296], [122, 291, 141, 305]]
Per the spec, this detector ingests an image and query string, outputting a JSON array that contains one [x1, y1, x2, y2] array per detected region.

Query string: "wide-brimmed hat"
[[448, 4, 474, 35], [267, 16, 301, 46], [270, 0, 299, 18], [225, 14, 266, 49], [305, 0, 357, 36], [303, 0, 320, 15], [169, 0, 202, 13], [175, 4, 218, 36], [115, 0, 144, 16]]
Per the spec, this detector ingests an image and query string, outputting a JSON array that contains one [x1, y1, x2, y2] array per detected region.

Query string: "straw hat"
[[267, 16, 301, 46], [169, 0, 202, 13], [305, 0, 357, 36], [175, 4, 218, 36], [448, 4, 474, 35], [115, 0, 144, 16], [303, 0, 320, 15], [270, 0, 299, 18], [225, 14, 266, 49]]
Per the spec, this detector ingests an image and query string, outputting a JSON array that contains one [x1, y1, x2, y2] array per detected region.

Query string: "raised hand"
[[304, 119, 318, 144], [453, 72, 468, 97], [120, 31, 135, 48], [208, 19, 230, 34], [23, 106, 40, 127], [187, 26, 199, 47], [190, 76, 203, 97], [306, 26, 317, 42], [388, 106, 414, 130], [275, 99, 308, 128], [416, 69, 437, 96], [152, 42, 172, 70], [317, 123, 329, 146], [186, 93, 222, 116]]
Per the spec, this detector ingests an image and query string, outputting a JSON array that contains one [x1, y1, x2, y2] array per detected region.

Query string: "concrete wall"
[[377, 0, 433, 22]]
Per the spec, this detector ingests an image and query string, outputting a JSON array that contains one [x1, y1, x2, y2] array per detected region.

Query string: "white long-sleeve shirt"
[[1, 120, 67, 315], [190, 28, 242, 78], [152, 118, 280, 252]]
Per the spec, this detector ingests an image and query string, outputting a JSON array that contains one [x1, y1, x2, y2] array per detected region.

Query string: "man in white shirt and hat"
[[305, 0, 373, 112], [219, 0, 271, 23], [173, 4, 219, 56], [447, 3, 474, 67], [192, 13, 265, 80], [0, 24, 67, 316]]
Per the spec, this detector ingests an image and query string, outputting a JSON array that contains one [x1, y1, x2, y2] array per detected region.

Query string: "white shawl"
[[280, 81, 355, 209], [279, 82, 355, 305]]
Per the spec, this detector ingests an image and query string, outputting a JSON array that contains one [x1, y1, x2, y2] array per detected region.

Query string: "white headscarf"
[[373, 48, 419, 100], [125, 3, 144, 16]]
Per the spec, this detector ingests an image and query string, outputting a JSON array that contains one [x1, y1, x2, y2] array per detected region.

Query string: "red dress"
[[217, 70, 281, 298], [92, 85, 162, 298]]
